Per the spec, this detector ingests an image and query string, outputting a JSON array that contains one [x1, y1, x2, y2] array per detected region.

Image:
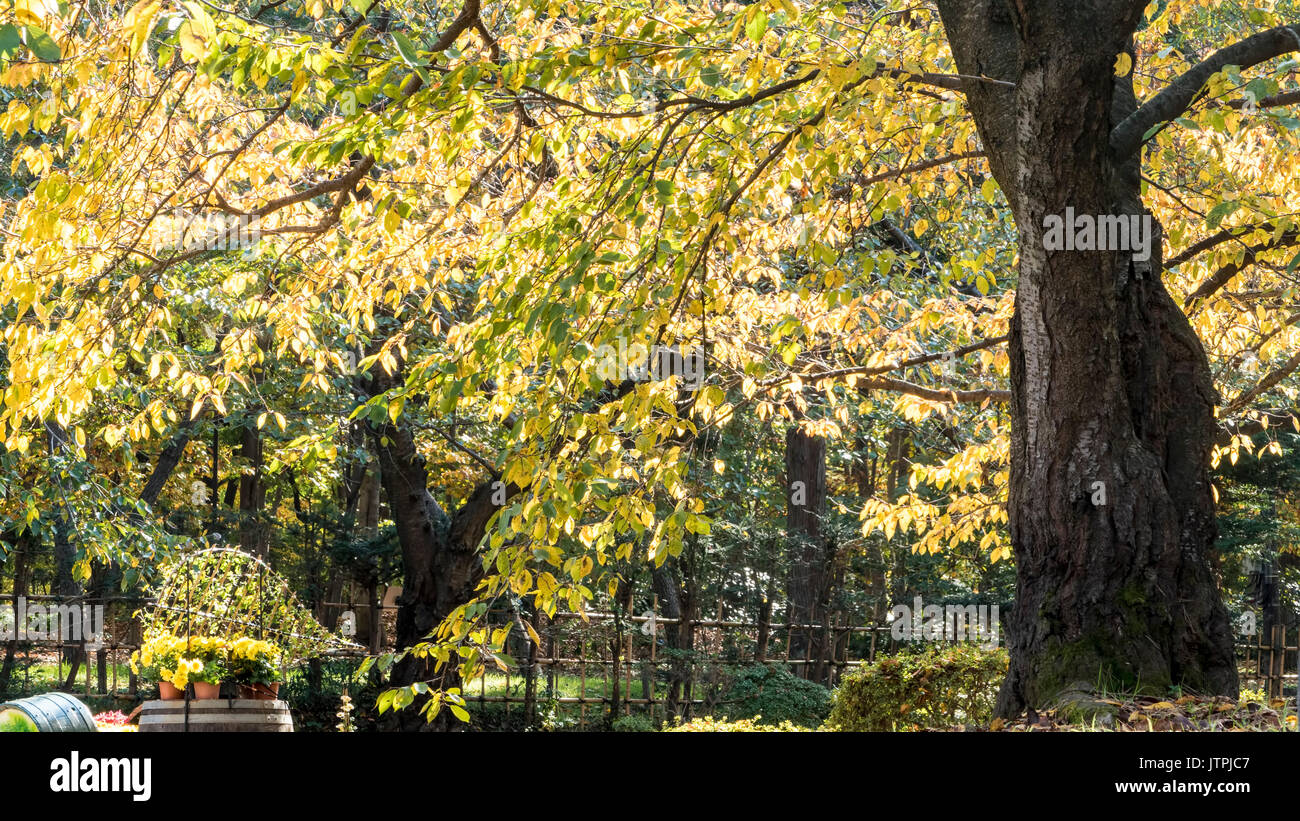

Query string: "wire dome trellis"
[[138, 547, 361, 661]]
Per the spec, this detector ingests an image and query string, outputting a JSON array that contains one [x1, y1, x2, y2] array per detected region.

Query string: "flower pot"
[[238, 682, 280, 701], [193, 681, 221, 700], [158, 681, 184, 701]]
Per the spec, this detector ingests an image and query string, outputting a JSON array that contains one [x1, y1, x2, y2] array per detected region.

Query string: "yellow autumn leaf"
[[1114, 52, 1133, 78]]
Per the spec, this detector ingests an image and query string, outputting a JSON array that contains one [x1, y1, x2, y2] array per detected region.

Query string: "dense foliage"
[[720, 663, 831, 727], [0, 0, 1298, 724], [826, 644, 1006, 731]]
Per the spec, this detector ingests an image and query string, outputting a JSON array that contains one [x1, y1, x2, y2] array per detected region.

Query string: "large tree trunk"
[[363, 362, 512, 730], [936, 0, 1237, 714]]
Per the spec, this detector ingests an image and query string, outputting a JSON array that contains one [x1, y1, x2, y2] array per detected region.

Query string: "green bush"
[[826, 644, 1007, 731], [611, 713, 655, 732], [720, 663, 831, 728]]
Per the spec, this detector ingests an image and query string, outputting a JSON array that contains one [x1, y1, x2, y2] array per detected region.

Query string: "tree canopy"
[[3, 0, 1300, 721]]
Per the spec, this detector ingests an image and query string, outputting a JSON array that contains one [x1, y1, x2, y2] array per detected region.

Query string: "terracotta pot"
[[193, 681, 221, 700], [238, 682, 280, 701], [158, 681, 183, 701]]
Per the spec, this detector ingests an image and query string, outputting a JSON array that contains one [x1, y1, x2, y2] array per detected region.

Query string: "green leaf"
[[1205, 200, 1239, 230], [392, 32, 430, 84], [22, 26, 60, 62], [745, 9, 767, 43], [0, 24, 22, 60], [393, 686, 414, 710]]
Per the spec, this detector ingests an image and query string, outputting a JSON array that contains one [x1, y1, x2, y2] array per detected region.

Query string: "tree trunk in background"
[[785, 426, 830, 681], [755, 586, 772, 663], [365, 579, 382, 654], [44, 422, 86, 687], [357, 469, 380, 532], [936, 0, 1237, 714], [0, 531, 32, 697], [141, 422, 194, 510], [363, 359, 514, 731], [652, 554, 698, 722], [607, 576, 635, 725], [879, 425, 912, 639], [854, 436, 888, 626], [237, 424, 266, 557], [1247, 559, 1279, 681], [357, 468, 385, 652]]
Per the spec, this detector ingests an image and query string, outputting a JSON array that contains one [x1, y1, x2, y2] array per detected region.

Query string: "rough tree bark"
[[935, 0, 1246, 714]]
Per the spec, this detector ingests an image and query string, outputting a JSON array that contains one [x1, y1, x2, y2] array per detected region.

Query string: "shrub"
[[826, 644, 1007, 731], [611, 713, 655, 732], [666, 716, 811, 732], [720, 663, 831, 728]]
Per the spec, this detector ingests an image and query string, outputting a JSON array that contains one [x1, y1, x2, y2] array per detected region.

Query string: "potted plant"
[[131, 635, 186, 700], [228, 637, 283, 700], [184, 637, 229, 699]]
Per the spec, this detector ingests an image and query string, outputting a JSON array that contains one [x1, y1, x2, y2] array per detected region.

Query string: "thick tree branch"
[[1183, 229, 1300, 309], [1111, 24, 1300, 157], [831, 150, 986, 200], [1167, 222, 1284, 268], [1221, 349, 1300, 417], [246, 0, 479, 219], [1217, 407, 1300, 443], [1228, 88, 1300, 109], [762, 334, 1008, 387], [932, 0, 1021, 200], [857, 376, 1010, 405]]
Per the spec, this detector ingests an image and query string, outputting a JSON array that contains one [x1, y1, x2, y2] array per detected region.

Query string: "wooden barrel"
[[0, 693, 97, 732], [138, 699, 294, 732]]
